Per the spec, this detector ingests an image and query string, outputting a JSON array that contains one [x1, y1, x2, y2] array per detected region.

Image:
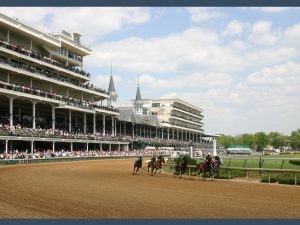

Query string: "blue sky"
[[1, 7, 300, 135]]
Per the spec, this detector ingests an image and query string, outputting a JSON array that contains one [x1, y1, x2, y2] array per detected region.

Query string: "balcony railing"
[[172, 104, 203, 117], [171, 113, 202, 124], [0, 55, 108, 95], [0, 79, 118, 113], [0, 39, 88, 77]]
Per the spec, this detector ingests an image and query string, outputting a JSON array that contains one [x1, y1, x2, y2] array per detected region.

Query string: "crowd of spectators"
[[0, 149, 170, 160], [0, 53, 107, 95], [0, 39, 89, 78], [0, 123, 130, 141], [0, 79, 118, 112], [0, 121, 207, 150]]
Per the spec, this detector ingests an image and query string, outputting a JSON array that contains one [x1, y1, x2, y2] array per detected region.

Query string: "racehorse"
[[197, 160, 217, 180], [175, 159, 188, 176], [149, 156, 165, 176], [132, 157, 143, 175]]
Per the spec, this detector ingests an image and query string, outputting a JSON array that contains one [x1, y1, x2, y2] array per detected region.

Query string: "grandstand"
[[0, 12, 217, 156]]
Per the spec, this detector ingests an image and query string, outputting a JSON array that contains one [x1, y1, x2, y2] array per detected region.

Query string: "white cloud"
[[222, 20, 248, 36], [244, 47, 297, 68], [186, 8, 226, 23], [86, 26, 246, 74], [0, 7, 151, 44], [249, 21, 278, 45], [139, 72, 233, 89], [284, 23, 300, 44]]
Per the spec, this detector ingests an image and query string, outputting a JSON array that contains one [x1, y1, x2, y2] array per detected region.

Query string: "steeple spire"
[[107, 65, 118, 106], [134, 76, 143, 114]]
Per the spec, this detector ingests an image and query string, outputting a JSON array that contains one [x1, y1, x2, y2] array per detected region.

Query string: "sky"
[[1, 7, 300, 136]]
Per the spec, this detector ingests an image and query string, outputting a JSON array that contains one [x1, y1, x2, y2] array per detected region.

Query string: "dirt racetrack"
[[0, 158, 300, 218]]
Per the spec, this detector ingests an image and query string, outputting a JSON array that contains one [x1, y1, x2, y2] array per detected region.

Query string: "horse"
[[147, 156, 156, 172], [175, 160, 188, 176], [132, 157, 143, 175], [149, 156, 165, 176], [197, 160, 217, 180]]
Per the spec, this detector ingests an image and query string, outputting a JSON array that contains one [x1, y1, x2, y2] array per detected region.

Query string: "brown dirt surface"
[[0, 158, 300, 218]]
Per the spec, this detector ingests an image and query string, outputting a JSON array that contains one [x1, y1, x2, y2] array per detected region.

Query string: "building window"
[[152, 103, 160, 107]]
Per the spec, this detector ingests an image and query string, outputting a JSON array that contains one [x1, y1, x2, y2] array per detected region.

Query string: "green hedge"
[[289, 160, 300, 166], [260, 174, 300, 185]]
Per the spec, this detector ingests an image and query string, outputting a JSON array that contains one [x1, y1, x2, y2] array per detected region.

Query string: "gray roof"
[[117, 108, 161, 127], [108, 75, 118, 98], [134, 86, 143, 106]]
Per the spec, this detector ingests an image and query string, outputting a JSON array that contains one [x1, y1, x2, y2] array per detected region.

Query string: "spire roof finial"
[[108, 65, 118, 98], [134, 77, 143, 106]]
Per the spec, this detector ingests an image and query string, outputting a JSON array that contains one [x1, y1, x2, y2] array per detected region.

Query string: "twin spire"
[[107, 64, 118, 106], [107, 65, 143, 114]]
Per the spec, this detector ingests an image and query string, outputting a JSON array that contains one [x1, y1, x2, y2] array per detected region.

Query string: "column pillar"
[[31, 141, 34, 154], [5, 140, 8, 154], [156, 127, 158, 138], [32, 101, 36, 129], [115, 118, 117, 136], [161, 128, 164, 140], [167, 128, 169, 140], [172, 128, 174, 140], [132, 123, 134, 137], [111, 116, 114, 136], [93, 114, 96, 134], [100, 143, 102, 151], [9, 96, 14, 127], [52, 105, 55, 130], [83, 112, 87, 133], [103, 114, 106, 135], [69, 110, 72, 132], [52, 141, 55, 153], [177, 129, 179, 141], [70, 142, 73, 152], [118, 144, 120, 151], [86, 143, 89, 152]]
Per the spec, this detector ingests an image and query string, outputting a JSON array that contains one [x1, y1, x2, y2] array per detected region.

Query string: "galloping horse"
[[132, 157, 143, 175], [149, 156, 165, 176], [197, 160, 217, 179], [175, 159, 188, 176]]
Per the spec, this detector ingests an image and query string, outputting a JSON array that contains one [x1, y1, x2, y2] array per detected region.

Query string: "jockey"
[[150, 155, 156, 163], [214, 156, 222, 177], [205, 154, 213, 170]]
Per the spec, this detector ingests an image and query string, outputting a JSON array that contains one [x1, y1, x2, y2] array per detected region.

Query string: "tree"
[[268, 132, 285, 148], [240, 133, 255, 149], [254, 132, 269, 151], [290, 129, 300, 149], [217, 134, 235, 149]]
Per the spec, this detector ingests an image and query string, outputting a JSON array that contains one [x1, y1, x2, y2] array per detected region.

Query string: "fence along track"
[[163, 163, 300, 186]]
